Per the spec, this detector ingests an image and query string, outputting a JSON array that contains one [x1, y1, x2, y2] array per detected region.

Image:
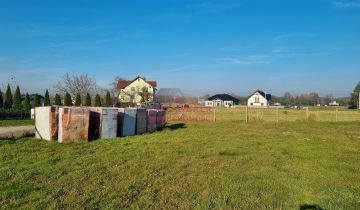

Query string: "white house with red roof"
[[117, 76, 157, 105]]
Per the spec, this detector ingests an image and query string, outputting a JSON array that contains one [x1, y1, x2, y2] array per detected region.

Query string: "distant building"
[[155, 88, 183, 103], [247, 90, 272, 107], [21, 94, 45, 105], [205, 94, 240, 108], [329, 100, 339, 106], [117, 76, 157, 105]]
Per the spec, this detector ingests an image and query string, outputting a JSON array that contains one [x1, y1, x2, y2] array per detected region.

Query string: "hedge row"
[[0, 109, 31, 120]]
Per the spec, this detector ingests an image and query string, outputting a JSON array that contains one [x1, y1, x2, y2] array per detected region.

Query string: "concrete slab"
[[58, 107, 90, 143], [0, 125, 35, 139], [89, 107, 118, 140], [35, 106, 59, 141], [122, 108, 137, 137], [147, 109, 157, 133], [136, 108, 147, 134]]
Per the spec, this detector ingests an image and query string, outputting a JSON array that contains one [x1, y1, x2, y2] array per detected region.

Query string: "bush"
[[0, 109, 31, 120]]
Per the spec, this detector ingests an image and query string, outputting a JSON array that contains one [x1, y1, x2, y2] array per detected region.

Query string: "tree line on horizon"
[[0, 84, 115, 111]]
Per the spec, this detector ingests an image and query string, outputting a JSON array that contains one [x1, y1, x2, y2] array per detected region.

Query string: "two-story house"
[[117, 76, 157, 105], [247, 90, 272, 107]]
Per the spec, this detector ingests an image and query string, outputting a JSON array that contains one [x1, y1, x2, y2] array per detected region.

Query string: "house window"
[[255, 97, 259, 103]]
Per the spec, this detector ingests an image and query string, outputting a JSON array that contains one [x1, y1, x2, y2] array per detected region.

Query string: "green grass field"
[[0, 119, 34, 127], [1, 121, 359, 209]]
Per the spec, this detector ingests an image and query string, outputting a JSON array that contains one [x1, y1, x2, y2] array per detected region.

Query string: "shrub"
[[23, 93, 31, 111], [64, 92, 72, 106], [94, 94, 101, 107], [0, 109, 30, 120], [44, 90, 50, 106], [13, 86, 22, 110], [54, 94, 62, 106], [32, 94, 40, 108], [84, 93, 91, 106], [0, 90, 3, 109], [104, 91, 111, 107], [4, 84, 12, 109], [75, 93, 81, 106]]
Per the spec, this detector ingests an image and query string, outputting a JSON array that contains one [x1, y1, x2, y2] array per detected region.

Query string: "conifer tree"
[[4, 84, 12, 109], [13, 86, 22, 109], [0, 89, 3, 109], [94, 93, 101, 107], [64, 92, 72, 106], [44, 89, 50, 106], [84, 93, 91, 106], [104, 90, 112, 107], [349, 81, 360, 109], [23, 93, 31, 111], [32, 93, 40, 108], [75, 93, 81, 106], [54, 94, 62, 106]]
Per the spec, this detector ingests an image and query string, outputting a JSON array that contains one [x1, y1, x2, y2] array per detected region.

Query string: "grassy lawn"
[[0, 121, 359, 209], [0, 119, 34, 127]]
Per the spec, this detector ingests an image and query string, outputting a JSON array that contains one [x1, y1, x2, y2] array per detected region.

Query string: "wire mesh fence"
[[165, 107, 360, 122], [0, 110, 31, 120]]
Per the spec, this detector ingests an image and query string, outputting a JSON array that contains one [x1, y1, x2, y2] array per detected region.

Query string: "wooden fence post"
[[306, 107, 309, 120], [246, 106, 248, 123], [336, 108, 338, 122], [213, 107, 216, 122]]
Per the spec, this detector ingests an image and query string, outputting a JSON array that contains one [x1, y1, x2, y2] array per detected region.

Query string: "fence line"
[[165, 107, 360, 122]]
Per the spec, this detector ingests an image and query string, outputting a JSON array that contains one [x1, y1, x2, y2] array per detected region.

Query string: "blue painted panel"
[[122, 108, 137, 136]]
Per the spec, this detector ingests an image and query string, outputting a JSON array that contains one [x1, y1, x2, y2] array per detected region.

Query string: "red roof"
[[117, 76, 157, 89]]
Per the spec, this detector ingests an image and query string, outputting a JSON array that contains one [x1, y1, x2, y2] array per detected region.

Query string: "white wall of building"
[[205, 100, 234, 107], [118, 77, 155, 104], [205, 101, 213, 107], [248, 92, 268, 107]]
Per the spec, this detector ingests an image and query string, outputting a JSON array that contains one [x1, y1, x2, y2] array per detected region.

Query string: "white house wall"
[[204, 100, 234, 107], [248, 92, 268, 107], [119, 78, 155, 104]]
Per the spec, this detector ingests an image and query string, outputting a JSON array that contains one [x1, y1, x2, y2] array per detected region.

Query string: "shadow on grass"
[[299, 204, 324, 210], [164, 123, 187, 131]]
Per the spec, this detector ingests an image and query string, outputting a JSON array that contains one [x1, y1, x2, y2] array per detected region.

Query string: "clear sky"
[[0, 0, 359, 97]]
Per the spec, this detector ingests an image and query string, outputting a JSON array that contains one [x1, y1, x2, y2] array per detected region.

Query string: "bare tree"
[[54, 73, 100, 98], [109, 76, 128, 101]]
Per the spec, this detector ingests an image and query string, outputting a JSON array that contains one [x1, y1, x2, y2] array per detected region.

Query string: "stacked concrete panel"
[[117, 108, 125, 137], [147, 109, 157, 133], [89, 107, 118, 140], [122, 108, 137, 136], [136, 108, 147, 134], [156, 110, 166, 130], [58, 107, 90, 143], [35, 106, 59, 141]]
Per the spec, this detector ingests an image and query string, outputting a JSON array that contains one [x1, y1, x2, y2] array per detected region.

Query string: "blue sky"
[[0, 0, 359, 97]]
